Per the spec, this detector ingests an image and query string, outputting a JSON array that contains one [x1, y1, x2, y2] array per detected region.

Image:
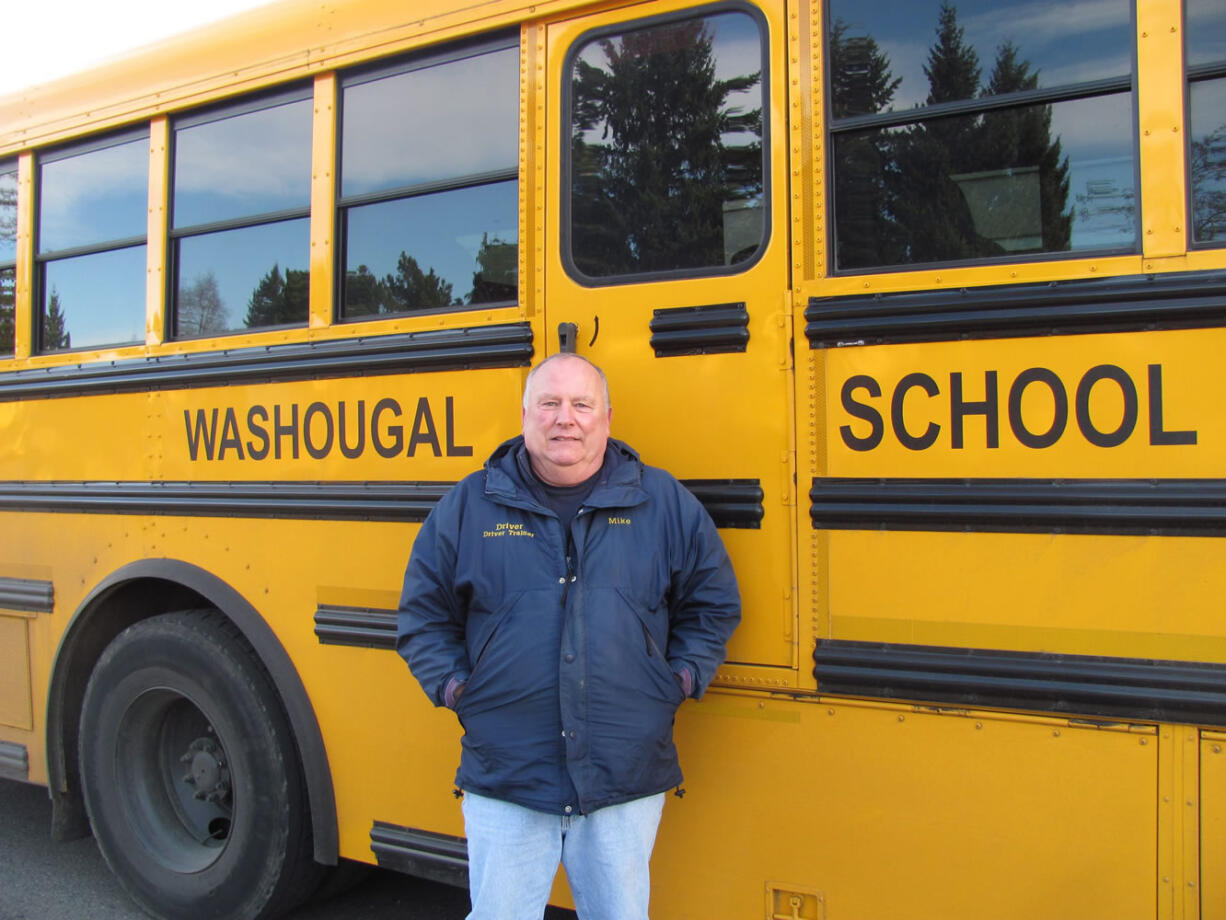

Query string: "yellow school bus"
[[2, 0, 1225, 916]]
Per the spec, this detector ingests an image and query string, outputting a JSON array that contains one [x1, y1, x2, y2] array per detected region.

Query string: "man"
[[397, 353, 740, 919]]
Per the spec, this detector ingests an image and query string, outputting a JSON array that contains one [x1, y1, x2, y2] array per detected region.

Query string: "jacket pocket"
[[455, 590, 521, 716], [456, 587, 562, 720], [613, 587, 685, 706]]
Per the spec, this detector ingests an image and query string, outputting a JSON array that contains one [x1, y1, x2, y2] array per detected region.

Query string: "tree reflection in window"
[[1191, 118, 1226, 243], [338, 41, 518, 320], [828, 0, 1133, 271], [0, 165, 14, 355], [568, 11, 765, 279], [42, 288, 70, 350], [343, 234, 517, 318], [0, 269, 13, 356], [1187, 0, 1226, 245], [37, 134, 148, 351], [244, 264, 309, 328], [171, 91, 312, 338]]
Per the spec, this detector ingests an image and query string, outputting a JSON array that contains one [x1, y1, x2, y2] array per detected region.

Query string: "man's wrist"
[[672, 665, 694, 699], [443, 675, 468, 709]]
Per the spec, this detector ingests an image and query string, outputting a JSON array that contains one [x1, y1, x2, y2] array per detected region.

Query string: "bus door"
[[543, 1, 796, 675]]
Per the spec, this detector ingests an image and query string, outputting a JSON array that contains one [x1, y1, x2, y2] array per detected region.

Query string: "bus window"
[[338, 40, 519, 320], [171, 90, 313, 337], [1188, 0, 1226, 246], [0, 162, 14, 356], [565, 9, 767, 281], [827, 0, 1136, 271], [37, 133, 148, 352]]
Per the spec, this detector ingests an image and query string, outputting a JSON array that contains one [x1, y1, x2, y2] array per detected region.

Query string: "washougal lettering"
[[183, 396, 473, 461]]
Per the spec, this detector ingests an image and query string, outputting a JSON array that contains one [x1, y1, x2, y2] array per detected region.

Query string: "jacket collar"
[[483, 435, 648, 511]]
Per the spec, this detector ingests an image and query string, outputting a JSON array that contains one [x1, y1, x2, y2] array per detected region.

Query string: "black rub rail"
[[0, 742, 29, 780], [810, 477, 1226, 536], [0, 481, 455, 522], [814, 640, 1226, 727], [806, 270, 1226, 348], [0, 576, 54, 613], [650, 303, 749, 356], [370, 821, 468, 888], [0, 323, 535, 401], [315, 605, 397, 649], [680, 478, 764, 529]]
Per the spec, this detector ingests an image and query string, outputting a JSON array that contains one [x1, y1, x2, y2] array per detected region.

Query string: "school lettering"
[[840, 363, 1197, 451], [184, 396, 473, 461]]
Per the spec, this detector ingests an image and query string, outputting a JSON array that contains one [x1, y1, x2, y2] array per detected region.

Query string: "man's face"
[[521, 357, 612, 487]]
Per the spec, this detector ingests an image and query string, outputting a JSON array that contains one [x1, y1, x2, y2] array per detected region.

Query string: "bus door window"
[[171, 89, 314, 338], [1188, 0, 1226, 246], [36, 133, 148, 352], [337, 39, 519, 321], [565, 9, 767, 282], [827, 0, 1135, 271]]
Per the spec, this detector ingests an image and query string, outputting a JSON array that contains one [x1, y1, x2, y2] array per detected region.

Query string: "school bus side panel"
[[653, 694, 1157, 920]]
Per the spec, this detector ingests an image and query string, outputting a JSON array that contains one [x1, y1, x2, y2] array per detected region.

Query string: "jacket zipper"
[[560, 508, 588, 606]]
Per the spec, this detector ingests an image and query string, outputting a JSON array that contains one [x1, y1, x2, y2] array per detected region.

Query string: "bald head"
[[523, 353, 610, 411], [520, 354, 612, 486]]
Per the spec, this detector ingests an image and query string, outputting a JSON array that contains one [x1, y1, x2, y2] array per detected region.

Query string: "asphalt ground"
[[0, 777, 577, 920]]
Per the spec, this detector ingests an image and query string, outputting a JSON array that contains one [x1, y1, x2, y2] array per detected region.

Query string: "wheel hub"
[[181, 736, 231, 806]]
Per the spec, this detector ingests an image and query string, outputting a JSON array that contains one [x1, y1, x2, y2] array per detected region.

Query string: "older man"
[[397, 353, 740, 919]]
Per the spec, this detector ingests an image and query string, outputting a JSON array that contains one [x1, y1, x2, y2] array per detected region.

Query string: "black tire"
[[79, 610, 323, 920]]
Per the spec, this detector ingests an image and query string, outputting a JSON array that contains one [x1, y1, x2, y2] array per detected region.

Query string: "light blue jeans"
[[461, 791, 666, 920]]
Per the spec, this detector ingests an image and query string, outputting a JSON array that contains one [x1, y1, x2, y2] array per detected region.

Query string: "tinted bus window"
[[566, 10, 767, 280], [37, 134, 148, 352], [827, 0, 1135, 271], [1188, 0, 1226, 245], [1, 164, 14, 356], [339, 42, 519, 319], [171, 91, 313, 337]]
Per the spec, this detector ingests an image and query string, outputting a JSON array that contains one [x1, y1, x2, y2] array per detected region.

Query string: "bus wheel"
[[79, 610, 321, 920]]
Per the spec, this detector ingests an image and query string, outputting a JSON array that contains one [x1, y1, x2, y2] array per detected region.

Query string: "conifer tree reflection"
[[570, 16, 763, 276], [0, 188, 12, 250], [979, 41, 1072, 252], [831, 1, 1074, 269], [891, 3, 1000, 263], [244, 264, 309, 328], [383, 252, 457, 311], [42, 288, 71, 350], [344, 264, 387, 317], [344, 233, 516, 317], [829, 19, 904, 268], [0, 269, 13, 355], [0, 172, 13, 354], [469, 234, 517, 304]]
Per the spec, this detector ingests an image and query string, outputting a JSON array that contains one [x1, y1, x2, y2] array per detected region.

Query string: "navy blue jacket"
[[397, 436, 741, 815]]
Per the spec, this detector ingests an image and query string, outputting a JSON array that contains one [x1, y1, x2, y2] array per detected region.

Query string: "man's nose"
[[555, 402, 576, 424]]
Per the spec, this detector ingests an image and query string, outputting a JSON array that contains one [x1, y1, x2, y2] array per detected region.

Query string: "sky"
[[0, 0, 272, 98]]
